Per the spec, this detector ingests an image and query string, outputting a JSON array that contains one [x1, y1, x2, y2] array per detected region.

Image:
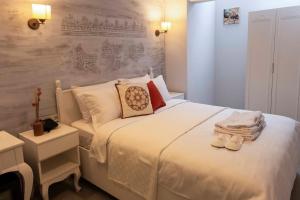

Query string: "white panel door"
[[271, 6, 300, 120], [245, 10, 277, 113]]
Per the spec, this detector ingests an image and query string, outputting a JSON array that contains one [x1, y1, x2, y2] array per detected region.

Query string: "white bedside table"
[[169, 92, 185, 100], [0, 131, 33, 200], [19, 124, 81, 200]]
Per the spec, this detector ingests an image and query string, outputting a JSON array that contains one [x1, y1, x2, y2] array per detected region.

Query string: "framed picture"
[[224, 7, 240, 25]]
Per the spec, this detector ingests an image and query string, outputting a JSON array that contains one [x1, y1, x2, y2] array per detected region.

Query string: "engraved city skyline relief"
[[73, 44, 99, 73], [102, 40, 145, 71], [61, 14, 147, 38]]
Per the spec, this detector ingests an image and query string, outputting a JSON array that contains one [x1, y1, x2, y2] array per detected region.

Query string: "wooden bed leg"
[[40, 183, 49, 200], [74, 168, 81, 192]]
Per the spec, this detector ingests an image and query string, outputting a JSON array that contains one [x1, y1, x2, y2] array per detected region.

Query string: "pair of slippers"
[[211, 134, 244, 151]]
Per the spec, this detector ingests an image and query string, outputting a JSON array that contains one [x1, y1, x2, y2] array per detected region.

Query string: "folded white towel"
[[216, 111, 263, 129], [215, 129, 262, 141], [215, 120, 266, 135], [215, 121, 265, 141]]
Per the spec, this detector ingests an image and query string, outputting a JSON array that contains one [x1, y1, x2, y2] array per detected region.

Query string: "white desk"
[[0, 131, 33, 200]]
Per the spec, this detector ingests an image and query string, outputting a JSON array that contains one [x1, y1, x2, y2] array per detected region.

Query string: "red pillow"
[[147, 81, 166, 111]]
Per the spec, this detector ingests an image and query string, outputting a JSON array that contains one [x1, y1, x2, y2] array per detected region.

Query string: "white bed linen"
[[90, 99, 187, 163], [90, 100, 300, 200], [107, 102, 225, 199], [90, 100, 225, 199], [71, 120, 95, 149], [159, 109, 300, 200], [72, 100, 185, 151]]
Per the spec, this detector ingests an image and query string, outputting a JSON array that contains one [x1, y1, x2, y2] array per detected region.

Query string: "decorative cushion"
[[116, 83, 154, 118], [152, 75, 171, 102], [147, 81, 166, 111]]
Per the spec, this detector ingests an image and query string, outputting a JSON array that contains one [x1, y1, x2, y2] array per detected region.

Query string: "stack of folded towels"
[[215, 111, 266, 141]]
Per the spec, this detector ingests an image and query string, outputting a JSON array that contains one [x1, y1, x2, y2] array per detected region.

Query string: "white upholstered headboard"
[[55, 80, 81, 125]]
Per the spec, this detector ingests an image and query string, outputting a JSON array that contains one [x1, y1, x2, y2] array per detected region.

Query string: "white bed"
[[56, 80, 300, 200], [56, 80, 176, 200]]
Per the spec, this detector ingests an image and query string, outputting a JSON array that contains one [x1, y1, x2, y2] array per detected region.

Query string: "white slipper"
[[211, 134, 231, 148], [225, 135, 244, 151]]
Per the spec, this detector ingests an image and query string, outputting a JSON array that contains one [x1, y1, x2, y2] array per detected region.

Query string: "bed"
[[55, 80, 300, 200]]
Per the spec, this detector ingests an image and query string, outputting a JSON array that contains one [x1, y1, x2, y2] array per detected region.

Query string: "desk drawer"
[[38, 132, 78, 161], [0, 150, 16, 171]]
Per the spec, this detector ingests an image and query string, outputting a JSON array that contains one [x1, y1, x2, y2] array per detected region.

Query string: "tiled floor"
[[33, 174, 300, 200], [33, 178, 117, 200]]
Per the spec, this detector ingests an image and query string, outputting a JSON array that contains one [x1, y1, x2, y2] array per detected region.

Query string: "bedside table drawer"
[[38, 133, 79, 161], [0, 150, 17, 171]]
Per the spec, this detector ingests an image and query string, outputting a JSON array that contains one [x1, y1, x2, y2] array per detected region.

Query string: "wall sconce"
[[28, 4, 51, 30], [155, 21, 172, 37]]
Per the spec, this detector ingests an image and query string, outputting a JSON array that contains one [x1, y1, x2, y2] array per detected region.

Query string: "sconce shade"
[[32, 4, 51, 20], [155, 21, 172, 37], [28, 4, 51, 30], [161, 21, 172, 31]]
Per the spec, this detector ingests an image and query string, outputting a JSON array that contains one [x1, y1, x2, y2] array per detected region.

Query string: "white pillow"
[[80, 86, 121, 130], [152, 75, 171, 101], [130, 74, 150, 83], [72, 80, 117, 122], [72, 87, 91, 122], [118, 74, 150, 84]]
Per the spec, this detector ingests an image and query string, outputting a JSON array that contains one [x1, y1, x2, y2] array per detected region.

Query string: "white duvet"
[[90, 100, 300, 200]]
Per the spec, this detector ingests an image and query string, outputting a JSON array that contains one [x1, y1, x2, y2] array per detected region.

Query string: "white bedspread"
[[90, 100, 188, 163], [107, 102, 225, 199], [90, 100, 300, 200], [159, 109, 300, 200]]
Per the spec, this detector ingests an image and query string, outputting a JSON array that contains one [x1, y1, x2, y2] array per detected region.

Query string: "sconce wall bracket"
[[155, 30, 168, 37], [28, 18, 40, 30]]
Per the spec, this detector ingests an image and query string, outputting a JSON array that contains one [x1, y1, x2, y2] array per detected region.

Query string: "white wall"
[[165, 0, 188, 93], [215, 0, 300, 109], [187, 1, 215, 104]]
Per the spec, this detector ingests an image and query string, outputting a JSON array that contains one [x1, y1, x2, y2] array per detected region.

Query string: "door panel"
[[246, 10, 276, 113], [272, 6, 300, 120]]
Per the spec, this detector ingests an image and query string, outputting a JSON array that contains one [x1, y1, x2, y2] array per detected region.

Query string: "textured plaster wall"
[[0, 0, 165, 134]]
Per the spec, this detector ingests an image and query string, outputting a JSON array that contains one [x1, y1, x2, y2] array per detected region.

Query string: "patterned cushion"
[[116, 83, 154, 118]]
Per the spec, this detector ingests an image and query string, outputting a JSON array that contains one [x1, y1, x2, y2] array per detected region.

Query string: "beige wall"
[[165, 0, 188, 93]]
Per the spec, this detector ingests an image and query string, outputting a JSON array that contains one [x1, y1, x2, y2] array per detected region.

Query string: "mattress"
[[71, 120, 95, 150]]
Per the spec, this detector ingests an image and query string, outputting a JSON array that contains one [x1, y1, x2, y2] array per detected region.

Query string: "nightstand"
[[0, 131, 33, 200], [19, 124, 81, 200], [169, 92, 185, 100]]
